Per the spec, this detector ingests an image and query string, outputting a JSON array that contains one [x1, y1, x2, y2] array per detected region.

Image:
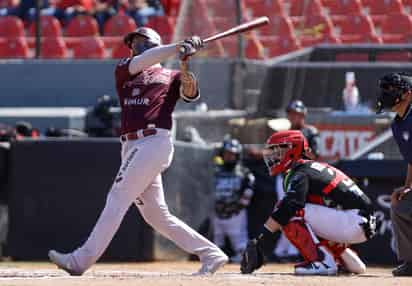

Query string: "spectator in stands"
[[0, 123, 15, 142], [85, 95, 120, 137], [125, 0, 163, 27], [92, 0, 118, 34], [0, 0, 50, 21], [55, 0, 95, 23]]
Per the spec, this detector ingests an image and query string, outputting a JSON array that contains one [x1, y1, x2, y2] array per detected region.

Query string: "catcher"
[[241, 130, 376, 275]]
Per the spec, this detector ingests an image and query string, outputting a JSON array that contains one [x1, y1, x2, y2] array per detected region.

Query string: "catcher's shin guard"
[[319, 240, 366, 274], [282, 219, 321, 262], [282, 219, 337, 275]]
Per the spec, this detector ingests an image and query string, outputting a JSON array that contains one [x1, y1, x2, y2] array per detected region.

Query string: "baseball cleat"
[[48, 250, 83, 276], [193, 253, 229, 275], [294, 247, 337, 276]]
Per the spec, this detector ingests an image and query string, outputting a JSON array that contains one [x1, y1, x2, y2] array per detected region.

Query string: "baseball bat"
[[203, 16, 269, 44]]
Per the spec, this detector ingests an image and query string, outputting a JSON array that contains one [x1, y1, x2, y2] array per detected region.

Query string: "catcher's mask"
[[377, 72, 412, 113], [263, 130, 309, 176], [124, 27, 162, 56]]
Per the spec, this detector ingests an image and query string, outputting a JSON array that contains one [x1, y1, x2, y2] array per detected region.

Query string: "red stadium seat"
[[0, 37, 29, 58], [335, 53, 369, 61], [112, 42, 131, 58], [160, 0, 180, 17], [0, 16, 24, 38], [66, 15, 99, 37], [41, 37, 67, 59], [145, 16, 174, 39], [381, 13, 412, 36], [340, 33, 382, 44], [300, 33, 340, 47], [376, 52, 411, 61], [0, 0, 18, 8], [332, 15, 376, 41], [258, 16, 295, 37], [205, 0, 247, 18], [296, 14, 334, 39], [244, 0, 285, 17], [221, 37, 265, 59], [362, 0, 403, 15], [73, 37, 106, 59], [28, 15, 62, 37], [288, 0, 323, 17], [104, 13, 137, 36], [321, 0, 363, 15], [260, 36, 301, 57]]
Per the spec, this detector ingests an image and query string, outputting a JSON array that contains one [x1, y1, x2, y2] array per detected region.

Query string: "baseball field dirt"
[[0, 261, 410, 286]]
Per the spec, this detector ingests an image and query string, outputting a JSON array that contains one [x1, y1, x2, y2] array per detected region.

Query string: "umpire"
[[377, 72, 412, 276]]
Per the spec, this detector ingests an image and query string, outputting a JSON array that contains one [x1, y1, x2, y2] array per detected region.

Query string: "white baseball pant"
[[69, 129, 223, 272], [303, 203, 368, 244]]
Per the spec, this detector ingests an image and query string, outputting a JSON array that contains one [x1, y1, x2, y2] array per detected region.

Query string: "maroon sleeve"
[[115, 58, 132, 89], [173, 71, 200, 103]]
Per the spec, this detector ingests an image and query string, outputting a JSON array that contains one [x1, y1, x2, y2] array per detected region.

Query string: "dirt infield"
[[0, 261, 410, 286]]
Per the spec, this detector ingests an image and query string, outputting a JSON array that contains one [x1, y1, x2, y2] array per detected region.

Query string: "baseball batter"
[[240, 130, 377, 276], [48, 27, 228, 275]]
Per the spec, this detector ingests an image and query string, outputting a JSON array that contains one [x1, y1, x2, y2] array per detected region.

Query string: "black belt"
[[120, 129, 157, 142]]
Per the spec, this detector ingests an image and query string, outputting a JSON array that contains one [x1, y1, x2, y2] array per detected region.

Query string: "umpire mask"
[[377, 73, 412, 113]]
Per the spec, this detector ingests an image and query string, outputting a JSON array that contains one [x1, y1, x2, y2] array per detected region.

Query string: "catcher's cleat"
[[193, 253, 228, 275], [48, 250, 84, 276], [294, 247, 337, 276]]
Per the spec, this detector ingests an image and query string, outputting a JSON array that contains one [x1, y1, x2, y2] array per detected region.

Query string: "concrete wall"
[[0, 59, 235, 110]]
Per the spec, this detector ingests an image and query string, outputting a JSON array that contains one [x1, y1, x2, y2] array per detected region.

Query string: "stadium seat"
[[28, 15, 62, 37], [376, 51, 411, 62], [340, 33, 382, 44], [332, 15, 376, 40], [300, 33, 340, 47], [0, 0, 18, 8], [73, 37, 106, 59], [258, 16, 295, 37], [66, 15, 99, 37], [112, 42, 131, 58], [41, 37, 67, 59], [0, 16, 25, 38], [160, 0, 180, 17], [362, 0, 403, 15], [321, 0, 363, 15], [380, 13, 412, 43], [204, 0, 247, 18], [244, 0, 285, 17], [288, 0, 323, 17], [145, 16, 174, 40], [104, 13, 137, 36], [101, 36, 123, 49], [0, 37, 29, 58], [221, 37, 265, 59], [260, 36, 301, 58], [295, 14, 334, 39], [335, 53, 369, 61]]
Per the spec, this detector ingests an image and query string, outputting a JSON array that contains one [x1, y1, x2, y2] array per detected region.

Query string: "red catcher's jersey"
[[115, 58, 185, 134]]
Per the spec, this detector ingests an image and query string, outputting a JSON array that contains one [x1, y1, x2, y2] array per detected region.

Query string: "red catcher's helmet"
[[263, 130, 309, 176], [123, 27, 162, 48]]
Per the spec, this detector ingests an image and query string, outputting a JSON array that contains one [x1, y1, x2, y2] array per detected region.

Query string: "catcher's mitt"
[[240, 239, 265, 274]]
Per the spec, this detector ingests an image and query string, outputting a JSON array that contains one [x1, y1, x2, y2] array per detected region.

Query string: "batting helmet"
[[376, 72, 412, 113], [286, 100, 307, 115], [263, 130, 309, 176], [219, 137, 242, 169], [123, 27, 162, 52]]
